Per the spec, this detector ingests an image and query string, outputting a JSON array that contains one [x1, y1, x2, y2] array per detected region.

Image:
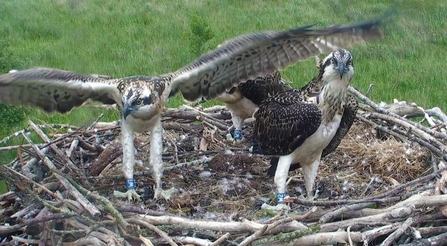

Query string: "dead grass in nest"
[[339, 121, 430, 183], [286, 120, 432, 200]]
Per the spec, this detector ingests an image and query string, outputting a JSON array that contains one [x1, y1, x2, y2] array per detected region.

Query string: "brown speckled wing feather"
[[237, 71, 290, 105], [253, 90, 322, 156], [0, 68, 121, 113], [171, 18, 384, 102]]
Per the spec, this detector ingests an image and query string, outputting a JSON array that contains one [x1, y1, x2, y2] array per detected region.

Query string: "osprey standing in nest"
[[215, 71, 291, 141], [253, 49, 359, 206], [0, 19, 383, 202]]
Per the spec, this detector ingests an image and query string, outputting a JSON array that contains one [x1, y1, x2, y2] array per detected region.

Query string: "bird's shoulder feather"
[[254, 90, 322, 155], [237, 71, 290, 105]]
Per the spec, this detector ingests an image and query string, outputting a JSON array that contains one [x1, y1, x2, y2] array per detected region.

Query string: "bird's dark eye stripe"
[[323, 58, 332, 67], [228, 87, 237, 94], [142, 96, 152, 105], [126, 89, 134, 99]]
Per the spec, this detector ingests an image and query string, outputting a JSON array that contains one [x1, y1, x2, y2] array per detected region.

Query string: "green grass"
[[0, 1, 446, 173]]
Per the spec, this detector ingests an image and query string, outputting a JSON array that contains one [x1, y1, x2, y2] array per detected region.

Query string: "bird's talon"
[[154, 187, 178, 201], [225, 133, 234, 141], [113, 189, 141, 202], [261, 203, 290, 212]]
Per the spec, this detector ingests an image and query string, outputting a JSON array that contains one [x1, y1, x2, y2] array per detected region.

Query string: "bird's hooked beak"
[[123, 103, 133, 120], [337, 63, 347, 79]]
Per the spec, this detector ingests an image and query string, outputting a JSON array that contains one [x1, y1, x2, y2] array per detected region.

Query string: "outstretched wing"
[[171, 17, 384, 102], [0, 68, 121, 113], [253, 90, 322, 156]]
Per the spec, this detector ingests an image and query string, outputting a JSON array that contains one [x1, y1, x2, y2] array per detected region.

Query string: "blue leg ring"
[[126, 178, 137, 190], [277, 193, 288, 204], [233, 129, 243, 140]]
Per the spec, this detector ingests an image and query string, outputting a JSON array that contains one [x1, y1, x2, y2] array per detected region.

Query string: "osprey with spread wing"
[[0, 17, 384, 202]]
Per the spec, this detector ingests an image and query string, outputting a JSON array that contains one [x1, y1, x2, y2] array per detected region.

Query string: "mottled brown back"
[[253, 90, 322, 155], [237, 71, 291, 105]]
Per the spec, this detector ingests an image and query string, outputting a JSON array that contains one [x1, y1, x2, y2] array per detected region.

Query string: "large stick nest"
[[1, 86, 447, 246]]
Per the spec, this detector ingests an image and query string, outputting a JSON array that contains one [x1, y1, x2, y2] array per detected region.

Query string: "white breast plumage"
[[126, 115, 161, 133], [290, 113, 342, 164], [226, 97, 259, 120]]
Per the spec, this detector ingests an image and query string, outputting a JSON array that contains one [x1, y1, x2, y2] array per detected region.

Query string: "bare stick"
[[88, 140, 122, 176], [127, 218, 178, 246], [203, 105, 227, 112], [380, 217, 414, 246], [291, 231, 362, 246], [0, 143, 47, 152], [155, 236, 212, 246], [0, 123, 78, 145], [263, 207, 317, 235], [349, 86, 447, 139], [418, 226, 447, 236], [288, 166, 447, 207], [20, 130, 101, 217], [260, 209, 285, 224], [284, 195, 401, 207], [51, 168, 129, 229], [181, 105, 230, 130], [11, 236, 40, 245], [362, 223, 403, 246], [66, 138, 79, 158], [238, 225, 267, 246], [347, 225, 353, 246], [399, 232, 447, 246], [210, 232, 231, 246], [426, 107, 447, 123], [130, 214, 305, 234], [2, 166, 64, 201], [0, 212, 75, 236], [319, 202, 375, 223], [319, 206, 414, 232], [28, 120, 91, 189], [165, 131, 179, 164], [254, 227, 318, 245], [368, 113, 447, 151]]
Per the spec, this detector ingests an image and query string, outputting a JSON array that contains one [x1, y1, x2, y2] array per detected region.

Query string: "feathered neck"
[[317, 71, 351, 122]]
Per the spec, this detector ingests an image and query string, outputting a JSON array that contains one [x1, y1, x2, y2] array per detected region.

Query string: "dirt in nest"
[[95, 119, 431, 220]]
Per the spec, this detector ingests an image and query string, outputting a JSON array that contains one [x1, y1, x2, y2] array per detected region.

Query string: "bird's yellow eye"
[[330, 58, 335, 64], [135, 99, 142, 105]]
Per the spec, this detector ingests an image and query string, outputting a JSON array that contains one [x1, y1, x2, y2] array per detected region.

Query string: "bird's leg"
[[274, 155, 294, 203], [301, 158, 321, 200], [113, 119, 141, 201], [261, 155, 293, 212], [151, 118, 177, 201], [231, 115, 244, 142]]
